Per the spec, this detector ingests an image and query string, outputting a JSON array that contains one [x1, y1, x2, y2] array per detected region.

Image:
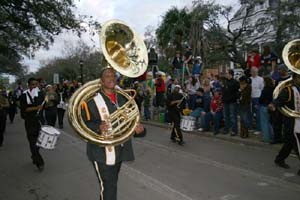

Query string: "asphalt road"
[[0, 115, 299, 200]]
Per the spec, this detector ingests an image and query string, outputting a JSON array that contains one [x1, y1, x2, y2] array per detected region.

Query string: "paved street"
[[0, 115, 300, 200]]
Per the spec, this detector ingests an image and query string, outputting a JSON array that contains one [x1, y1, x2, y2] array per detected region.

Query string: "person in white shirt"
[[250, 67, 264, 134]]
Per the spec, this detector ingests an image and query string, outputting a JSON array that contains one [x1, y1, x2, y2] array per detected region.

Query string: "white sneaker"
[[253, 131, 261, 135], [198, 128, 204, 131]]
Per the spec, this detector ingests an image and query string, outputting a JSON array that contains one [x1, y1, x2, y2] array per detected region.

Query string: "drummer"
[[20, 77, 45, 171], [166, 85, 185, 145]]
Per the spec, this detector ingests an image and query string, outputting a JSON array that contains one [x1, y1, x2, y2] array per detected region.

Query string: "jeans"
[[190, 107, 203, 128], [259, 106, 274, 142], [223, 102, 238, 134], [212, 111, 223, 134], [144, 106, 150, 120], [249, 98, 261, 131], [188, 94, 197, 110], [201, 112, 211, 130]]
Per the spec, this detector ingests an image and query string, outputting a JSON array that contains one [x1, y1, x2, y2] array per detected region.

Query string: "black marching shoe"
[[275, 160, 290, 169], [297, 169, 300, 176], [178, 141, 185, 146]]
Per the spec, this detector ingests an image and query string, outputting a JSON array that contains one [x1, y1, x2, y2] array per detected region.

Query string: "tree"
[[144, 25, 157, 50], [267, 0, 300, 55], [0, 0, 100, 75], [189, 0, 225, 68], [156, 7, 191, 58]]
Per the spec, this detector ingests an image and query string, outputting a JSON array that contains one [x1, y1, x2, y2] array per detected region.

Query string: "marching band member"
[[269, 73, 300, 176], [81, 67, 146, 200], [20, 78, 45, 171], [166, 85, 185, 145], [0, 86, 9, 147]]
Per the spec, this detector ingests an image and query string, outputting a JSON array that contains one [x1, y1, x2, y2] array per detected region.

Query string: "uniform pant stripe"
[[294, 132, 300, 156], [174, 125, 179, 139], [94, 161, 104, 200]]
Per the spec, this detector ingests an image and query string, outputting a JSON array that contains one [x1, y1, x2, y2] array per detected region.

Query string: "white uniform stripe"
[[94, 161, 104, 200]]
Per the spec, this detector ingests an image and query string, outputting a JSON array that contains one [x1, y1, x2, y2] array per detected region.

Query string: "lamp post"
[[79, 59, 84, 84]]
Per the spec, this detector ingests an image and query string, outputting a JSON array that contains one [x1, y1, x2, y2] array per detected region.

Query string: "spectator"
[[143, 89, 151, 120], [211, 74, 222, 91], [192, 56, 202, 78], [260, 45, 277, 76], [210, 89, 223, 135], [247, 49, 261, 69], [239, 76, 252, 138], [250, 67, 264, 134], [183, 45, 193, 74], [154, 72, 166, 108], [222, 69, 240, 136], [186, 76, 200, 110], [148, 48, 158, 78], [259, 76, 274, 143], [198, 87, 212, 132], [190, 88, 204, 129], [172, 51, 183, 81]]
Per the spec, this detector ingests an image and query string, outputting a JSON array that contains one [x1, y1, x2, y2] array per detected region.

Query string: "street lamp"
[[79, 59, 84, 84]]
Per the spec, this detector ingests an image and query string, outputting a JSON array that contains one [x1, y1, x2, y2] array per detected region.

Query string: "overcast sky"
[[23, 0, 239, 72]]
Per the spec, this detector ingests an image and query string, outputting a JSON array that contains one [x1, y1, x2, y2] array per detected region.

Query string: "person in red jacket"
[[154, 72, 166, 108], [247, 49, 261, 70], [210, 89, 223, 135]]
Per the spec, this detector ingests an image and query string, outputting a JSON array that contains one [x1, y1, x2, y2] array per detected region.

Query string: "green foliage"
[[156, 7, 191, 56], [0, 0, 100, 76]]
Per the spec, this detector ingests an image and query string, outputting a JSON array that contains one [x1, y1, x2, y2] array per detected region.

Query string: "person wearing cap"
[[269, 72, 300, 176], [20, 78, 45, 171], [166, 84, 185, 145], [271, 64, 291, 144], [81, 67, 146, 200]]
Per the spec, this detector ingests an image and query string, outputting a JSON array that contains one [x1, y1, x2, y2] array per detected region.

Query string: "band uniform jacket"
[[81, 90, 135, 164], [20, 90, 44, 120], [273, 85, 298, 130]]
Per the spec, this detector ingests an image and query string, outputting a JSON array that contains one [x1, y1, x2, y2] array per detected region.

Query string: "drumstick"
[[37, 96, 48, 114]]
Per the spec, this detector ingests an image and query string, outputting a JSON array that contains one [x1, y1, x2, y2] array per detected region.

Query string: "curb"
[[142, 120, 283, 152]]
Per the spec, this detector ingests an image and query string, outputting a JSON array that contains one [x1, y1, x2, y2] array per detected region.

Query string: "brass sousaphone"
[[67, 20, 148, 146], [273, 39, 300, 117]]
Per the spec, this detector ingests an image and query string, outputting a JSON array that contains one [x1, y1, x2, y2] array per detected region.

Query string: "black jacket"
[[222, 78, 240, 104]]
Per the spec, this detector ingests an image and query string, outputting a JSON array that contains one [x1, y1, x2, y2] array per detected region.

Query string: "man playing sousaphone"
[[81, 67, 146, 200], [269, 72, 300, 176]]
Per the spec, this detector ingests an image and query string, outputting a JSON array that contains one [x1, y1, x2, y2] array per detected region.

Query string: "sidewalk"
[[142, 120, 283, 151]]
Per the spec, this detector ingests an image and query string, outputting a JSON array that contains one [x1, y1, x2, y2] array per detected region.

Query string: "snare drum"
[[36, 125, 61, 149], [180, 116, 196, 131]]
